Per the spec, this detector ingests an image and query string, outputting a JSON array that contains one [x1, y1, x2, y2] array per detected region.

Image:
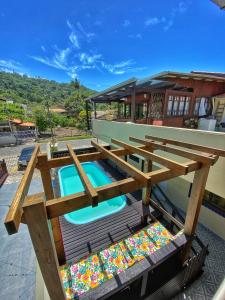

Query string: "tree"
[[34, 109, 48, 132]]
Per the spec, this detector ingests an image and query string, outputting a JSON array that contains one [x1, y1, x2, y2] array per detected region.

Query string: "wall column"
[[131, 87, 136, 122]]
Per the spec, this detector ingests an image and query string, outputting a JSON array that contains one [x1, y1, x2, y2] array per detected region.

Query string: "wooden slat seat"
[[60, 221, 184, 299]]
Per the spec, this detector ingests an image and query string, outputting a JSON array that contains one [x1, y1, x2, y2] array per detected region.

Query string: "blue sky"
[[0, 0, 224, 90]]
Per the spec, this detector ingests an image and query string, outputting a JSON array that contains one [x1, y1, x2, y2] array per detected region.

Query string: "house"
[[50, 105, 67, 115], [86, 71, 225, 129]]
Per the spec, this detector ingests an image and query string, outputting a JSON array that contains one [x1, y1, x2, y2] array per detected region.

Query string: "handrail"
[[4, 144, 40, 234]]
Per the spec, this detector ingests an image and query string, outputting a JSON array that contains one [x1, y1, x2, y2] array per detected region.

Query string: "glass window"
[[167, 95, 173, 116], [194, 98, 201, 115]]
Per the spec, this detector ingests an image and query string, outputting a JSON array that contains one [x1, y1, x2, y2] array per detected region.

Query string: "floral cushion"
[[146, 222, 173, 247], [70, 254, 106, 298], [60, 222, 182, 299], [60, 264, 74, 300], [99, 242, 130, 278]]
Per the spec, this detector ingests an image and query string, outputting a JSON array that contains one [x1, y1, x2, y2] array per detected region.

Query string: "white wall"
[[93, 120, 225, 239]]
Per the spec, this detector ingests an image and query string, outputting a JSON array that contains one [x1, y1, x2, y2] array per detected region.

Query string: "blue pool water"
[[58, 162, 126, 224]]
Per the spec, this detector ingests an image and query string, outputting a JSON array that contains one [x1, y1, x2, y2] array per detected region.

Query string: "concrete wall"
[[93, 119, 225, 239]]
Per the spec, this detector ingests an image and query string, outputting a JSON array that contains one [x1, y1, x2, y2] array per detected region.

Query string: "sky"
[[0, 0, 225, 90]]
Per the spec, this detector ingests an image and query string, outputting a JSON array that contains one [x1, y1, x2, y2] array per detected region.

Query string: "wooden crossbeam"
[[145, 135, 225, 157], [111, 138, 188, 175], [47, 145, 149, 169], [129, 136, 215, 165], [91, 140, 150, 184], [67, 144, 98, 207], [20, 161, 201, 221], [5, 144, 40, 235]]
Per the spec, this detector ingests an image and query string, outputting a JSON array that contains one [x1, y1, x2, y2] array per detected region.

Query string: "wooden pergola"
[[4, 136, 225, 299]]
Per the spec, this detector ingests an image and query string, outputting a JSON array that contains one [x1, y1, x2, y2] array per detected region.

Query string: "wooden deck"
[[60, 194, 144, 263], [56, 160, 147, 263]]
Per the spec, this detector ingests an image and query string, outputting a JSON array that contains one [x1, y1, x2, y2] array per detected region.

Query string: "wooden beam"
[[182, 164, 210, 262], [4, 144, 40, 235], [47, 145, 149, 169], [37, 153, 65, 265], [91, 140, 150, 184], [46, 177, 141, 219], [23, 195, 65, 300], [184, 164, 210, 236], [111, 138, 188, 175], [130, 136, 215, 165], [145, 135, 225, 157], [142, 159, 152, 206], [67, 144, 98, 207], [44, 161, 201, 220], [150, 199, 184, 229]]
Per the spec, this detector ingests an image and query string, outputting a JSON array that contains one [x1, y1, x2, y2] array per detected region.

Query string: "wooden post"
[[38, 154, 65, 265], [131, 87, 136, 122], [142, 159, 152, 205], [94, 102, 97, 119], [124, 103, 126, 119], [182, 164, 210, 262], [85, 101, 90, 130], [23, 195, 66, 300]]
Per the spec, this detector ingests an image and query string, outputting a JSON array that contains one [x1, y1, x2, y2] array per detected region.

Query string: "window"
[[129, 154, 139, 163], [189, 183, 225, 217], [193, 97, 211, 116], [167, 95, 191, 116], [203, 190, 225, 217], [193, 98, 201, 115]]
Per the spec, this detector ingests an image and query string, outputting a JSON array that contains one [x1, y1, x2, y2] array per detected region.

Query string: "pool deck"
[[56, 160, 151, 262]]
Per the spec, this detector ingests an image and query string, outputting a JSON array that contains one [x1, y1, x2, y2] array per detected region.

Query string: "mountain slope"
[[0, 71, 94, 104]]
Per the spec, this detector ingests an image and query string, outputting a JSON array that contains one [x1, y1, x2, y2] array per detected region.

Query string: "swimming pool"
[[58, 162, 126, 224]]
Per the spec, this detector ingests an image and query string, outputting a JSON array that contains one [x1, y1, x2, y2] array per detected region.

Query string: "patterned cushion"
[[60, 222, 183, 298], [60, 264, 74, 300], [124, 229, 157, 261], [70, 254, 106, 297], [146, 222, 173, 247], [99, 242, 130, 278]]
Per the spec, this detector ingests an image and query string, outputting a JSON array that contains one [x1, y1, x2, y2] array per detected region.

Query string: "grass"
[[38, 134, 93, 143], [56, 135, 93, 141]]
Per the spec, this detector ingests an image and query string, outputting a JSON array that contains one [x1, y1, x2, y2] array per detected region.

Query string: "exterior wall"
[[93, 119, 225, 239], [165, 177, 225, 240], [165, 78, 225, 97]]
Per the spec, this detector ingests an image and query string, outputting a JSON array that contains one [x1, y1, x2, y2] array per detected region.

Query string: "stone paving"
[[0, 138, 108, 185], [1, 179, 225, 299], [0, 179, 43, 300]]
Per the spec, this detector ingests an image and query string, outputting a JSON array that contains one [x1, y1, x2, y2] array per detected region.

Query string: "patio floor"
[[0, 179, 43, 300], [0, 177, 225, 299]]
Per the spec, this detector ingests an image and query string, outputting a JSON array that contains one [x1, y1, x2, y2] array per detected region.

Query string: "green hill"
[[0, 71, 94, 105]]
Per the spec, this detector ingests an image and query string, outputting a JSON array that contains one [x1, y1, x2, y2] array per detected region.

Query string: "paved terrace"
[[1, 178, 225, 299]]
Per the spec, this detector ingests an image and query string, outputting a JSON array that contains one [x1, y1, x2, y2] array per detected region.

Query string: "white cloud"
[[101, 59, 143, 75], [76, 22, 96, 42], [66, 19, 73, 30], [41, 45, 46, 52], [69, 32, 80, 48], [144, 1, 190, 31], [0, 59, 21, 70], [145, 17, 161, 26], [94, 20, 103, 26], [163, 1, 190, 31], [128, 33, 142, 39], [123, 19, 131, 27], [79, 53, 102, 65], [30, 19, 145, 79]]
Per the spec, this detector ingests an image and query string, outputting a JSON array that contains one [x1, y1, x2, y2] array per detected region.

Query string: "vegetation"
[[0, 71, 95, 131], [0, 71, 94, 104]]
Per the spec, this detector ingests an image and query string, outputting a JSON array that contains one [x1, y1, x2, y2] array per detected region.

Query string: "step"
[[60, 222, 183, 299]]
